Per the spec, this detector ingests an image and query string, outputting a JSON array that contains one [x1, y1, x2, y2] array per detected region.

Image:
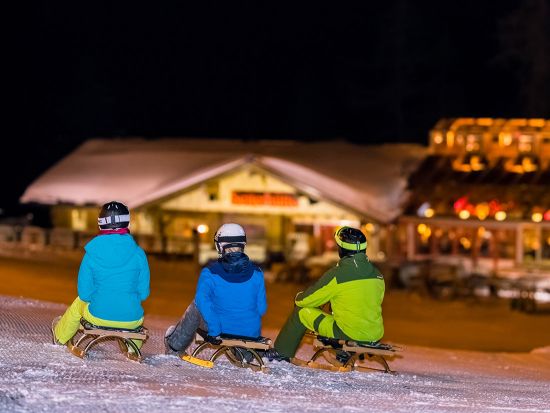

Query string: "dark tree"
[[497, 0, 550, 116]]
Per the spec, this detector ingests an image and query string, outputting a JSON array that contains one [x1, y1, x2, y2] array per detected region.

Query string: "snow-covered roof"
[[20, 138, 427, 223]]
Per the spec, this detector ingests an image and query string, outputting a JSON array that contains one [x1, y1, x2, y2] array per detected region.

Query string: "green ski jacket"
[[295, 252, 385, 342]]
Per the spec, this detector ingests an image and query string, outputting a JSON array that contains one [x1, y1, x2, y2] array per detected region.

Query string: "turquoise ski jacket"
[[77, 234, 150, 322]]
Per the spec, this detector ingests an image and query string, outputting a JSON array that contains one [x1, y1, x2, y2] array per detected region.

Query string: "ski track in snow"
[[1, 295, 549, 413]]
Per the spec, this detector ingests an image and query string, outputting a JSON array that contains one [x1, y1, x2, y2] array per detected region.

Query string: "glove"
[[205, 335, 222, 345]]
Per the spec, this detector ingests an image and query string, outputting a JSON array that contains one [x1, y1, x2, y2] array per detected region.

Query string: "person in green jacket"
[[267, 226, 385, 361]]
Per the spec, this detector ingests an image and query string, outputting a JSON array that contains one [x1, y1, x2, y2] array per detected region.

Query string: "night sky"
[[3, 1, 549, 218]]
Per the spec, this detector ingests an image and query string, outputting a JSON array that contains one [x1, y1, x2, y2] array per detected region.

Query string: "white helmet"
[[214, 223, 246, 256]]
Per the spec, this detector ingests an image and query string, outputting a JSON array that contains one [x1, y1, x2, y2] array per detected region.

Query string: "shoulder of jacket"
[[199, 266, 214, 278]]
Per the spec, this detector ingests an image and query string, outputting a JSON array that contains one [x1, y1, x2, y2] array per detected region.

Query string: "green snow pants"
[[274, 306, 351, 358]]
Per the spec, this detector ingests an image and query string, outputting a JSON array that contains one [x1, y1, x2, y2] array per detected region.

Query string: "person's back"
[[297, 252, 384, 342], [165, 223, 267, 356], [197, 251, 266, 338], [52, 201, 150, 349], [271, 226, 384, 361], [79, 233, 150, 322]]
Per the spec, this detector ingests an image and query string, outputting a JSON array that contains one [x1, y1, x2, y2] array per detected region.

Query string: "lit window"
[[465, 134, 481, 152], [518, 134, 534, 153]]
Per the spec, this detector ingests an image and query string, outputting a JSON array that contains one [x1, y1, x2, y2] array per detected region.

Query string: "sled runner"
[[183, 329, 272, 372], [292, 333, 401, 373], [66, 319, 149, 362]]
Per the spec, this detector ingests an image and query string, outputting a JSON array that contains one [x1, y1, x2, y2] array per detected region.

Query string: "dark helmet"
[[98, 201, 130, 230], [334, 226, 367, 258]]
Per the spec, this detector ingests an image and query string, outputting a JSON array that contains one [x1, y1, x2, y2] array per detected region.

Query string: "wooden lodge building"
[[19, 118, 550, 275], [20, 138, 424, 264]]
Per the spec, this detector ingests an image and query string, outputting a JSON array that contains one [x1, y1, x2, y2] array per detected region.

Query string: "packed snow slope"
[[1, 252, 550, 412], [1, 295, 550, 413], [1, 252, 550, 352]]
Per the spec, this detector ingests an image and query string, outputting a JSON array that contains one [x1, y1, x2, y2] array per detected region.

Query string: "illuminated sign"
[[232, 192, 298, 207]]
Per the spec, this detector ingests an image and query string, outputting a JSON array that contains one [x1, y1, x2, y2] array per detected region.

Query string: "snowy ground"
[[1, 253, 550, 412], [2, 299, 550, 412]]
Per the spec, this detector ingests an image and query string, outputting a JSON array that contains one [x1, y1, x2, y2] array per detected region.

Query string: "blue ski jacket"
[[77, 234, 150, 322], [194, 252, 267, 338]]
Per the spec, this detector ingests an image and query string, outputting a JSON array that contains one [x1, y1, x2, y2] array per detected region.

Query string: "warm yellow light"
[[470, 156, 486, 171], [433, 133, 443, 145], [417, 224, 428, 234], [446, 131, 455, 147], [477, 118, 493, 126], [365, 223, 375, 233], [458, 210, 470, 220], [499, 132, 512, 146], [460, 237, 472, 250], [528, 118, 545, 128], [197, 224, 209, 234], [522, 157, 537, 172], [475, 203, 490, 220], [532, 213, 543, 223], [495, 211, 507, 221], [424, 208, 435, 218]]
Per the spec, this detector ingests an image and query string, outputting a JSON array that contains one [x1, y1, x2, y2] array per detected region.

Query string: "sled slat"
[[79, 328, 147, 340]]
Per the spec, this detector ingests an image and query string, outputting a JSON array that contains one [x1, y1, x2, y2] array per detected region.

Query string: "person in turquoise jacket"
[[165, 223, 267, 355], [52, 201, 150, 350]]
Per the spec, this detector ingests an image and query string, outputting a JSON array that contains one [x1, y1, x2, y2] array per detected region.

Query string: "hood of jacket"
[[208, 252, 256, 283], [84, 234, 139, 269]]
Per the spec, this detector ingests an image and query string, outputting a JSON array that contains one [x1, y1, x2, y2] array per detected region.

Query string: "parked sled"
[[291, 332, 401, 373], [183, 329, 272, 372], [66, 319, 149, 362]]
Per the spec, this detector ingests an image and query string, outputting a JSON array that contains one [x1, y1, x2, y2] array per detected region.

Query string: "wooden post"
[[491, 230, 499, 274], [192, 228, 201, 276], [406, 222, 415, 260], [535, 224, 542, 263], [472, 227, 479, 271], [515, 224, 523, 266]]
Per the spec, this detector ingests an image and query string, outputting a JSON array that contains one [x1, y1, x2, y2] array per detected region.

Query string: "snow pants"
[[274, 306, 351, 358], [165, 301, 208, 353], [54, 297, 144, 348]]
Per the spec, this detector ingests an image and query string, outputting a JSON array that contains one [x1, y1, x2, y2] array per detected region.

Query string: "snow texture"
[[19, 139, 427, 222], [1, 295, 550, 413]]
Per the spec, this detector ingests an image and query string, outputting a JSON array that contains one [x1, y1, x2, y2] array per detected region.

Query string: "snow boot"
[[229, 348, 255, 363], [262, 348, 290, 362], [51, 316, 62, 345], [335, 350, 351, 365], [164, 325, 183, 356]]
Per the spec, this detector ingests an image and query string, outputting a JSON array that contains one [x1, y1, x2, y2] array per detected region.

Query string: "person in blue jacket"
[[165, 223, 267, 355], [52, 201, 150, 351]]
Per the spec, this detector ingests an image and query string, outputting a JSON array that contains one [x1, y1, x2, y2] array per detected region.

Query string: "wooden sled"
[[67, 319, 149, 362], [292, 333, 402, 374], [185, 329, 272, 372]]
